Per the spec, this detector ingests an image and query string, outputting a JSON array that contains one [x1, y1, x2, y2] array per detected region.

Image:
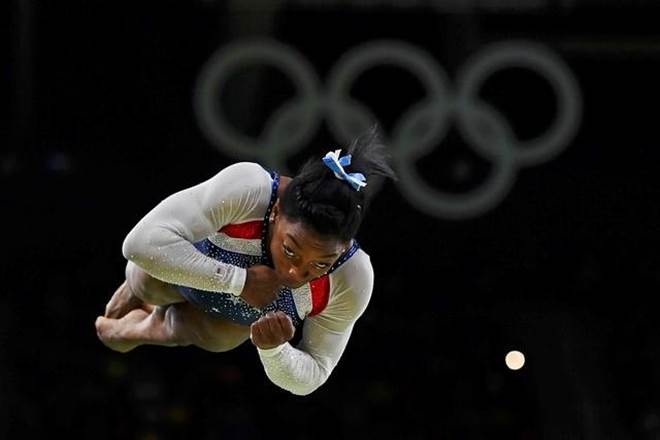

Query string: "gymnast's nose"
[[284, 265, 308, 288]]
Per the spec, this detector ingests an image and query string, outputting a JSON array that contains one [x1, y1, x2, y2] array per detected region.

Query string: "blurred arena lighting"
[[505, 350, 525, 370], [45, 152, 73, 174]]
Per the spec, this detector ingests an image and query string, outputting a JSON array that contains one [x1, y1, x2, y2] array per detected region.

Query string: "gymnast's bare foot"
[[95, 309, 150, 353], [104, 280, 144, 319]]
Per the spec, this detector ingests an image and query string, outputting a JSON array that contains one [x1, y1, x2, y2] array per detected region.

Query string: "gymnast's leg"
[[95, 300, 251, 353], [104, 261, 185, 319]]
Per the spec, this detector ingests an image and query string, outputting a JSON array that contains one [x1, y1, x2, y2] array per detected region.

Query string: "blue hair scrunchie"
[[321, 149, 367, 192]]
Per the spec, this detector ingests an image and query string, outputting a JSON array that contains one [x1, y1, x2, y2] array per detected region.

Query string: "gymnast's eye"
[[282, 244, 295, 258], [313, 262, 329, 270]]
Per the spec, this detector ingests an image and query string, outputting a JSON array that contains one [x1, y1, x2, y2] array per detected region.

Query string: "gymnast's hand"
[[250, 311, 295, 350], [240, 265, 283, 308]]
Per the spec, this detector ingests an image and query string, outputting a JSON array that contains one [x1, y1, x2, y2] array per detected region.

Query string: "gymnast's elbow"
[[121, 225, 152, 264], [284, 381, 325, 397], [271, 371, 331, 396]]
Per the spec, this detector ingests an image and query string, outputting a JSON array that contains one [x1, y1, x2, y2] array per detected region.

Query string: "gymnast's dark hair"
[[280, 125, 397, 242]]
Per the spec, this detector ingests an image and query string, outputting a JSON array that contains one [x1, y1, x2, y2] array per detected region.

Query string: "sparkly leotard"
[[122, 162, 374, 395], [175, 170, 360, 327]]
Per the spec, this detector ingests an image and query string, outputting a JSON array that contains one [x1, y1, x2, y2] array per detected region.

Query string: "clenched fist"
[[240, 265, 283, 308], [250, 311, 295, 350]]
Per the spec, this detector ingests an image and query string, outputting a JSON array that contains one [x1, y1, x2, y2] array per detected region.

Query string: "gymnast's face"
[[268, 202, 348, 289]]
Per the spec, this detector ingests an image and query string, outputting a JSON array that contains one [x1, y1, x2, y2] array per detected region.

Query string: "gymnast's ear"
[[270, 200, 280, 222]]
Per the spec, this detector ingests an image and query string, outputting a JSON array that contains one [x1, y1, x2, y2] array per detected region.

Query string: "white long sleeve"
[[122, 162, 272, 295], [256, 250, 374, 395]]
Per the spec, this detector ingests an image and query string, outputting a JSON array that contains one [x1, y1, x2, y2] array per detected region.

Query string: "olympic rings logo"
[[193, 39, 582, 219]]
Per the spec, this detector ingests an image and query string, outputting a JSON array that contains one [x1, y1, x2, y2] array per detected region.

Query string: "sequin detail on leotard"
[[175, 169, 360, 327]]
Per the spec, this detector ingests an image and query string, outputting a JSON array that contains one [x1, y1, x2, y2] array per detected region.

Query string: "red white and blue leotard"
[[175, 169, 360, 328], [122, 162, 374, 395]]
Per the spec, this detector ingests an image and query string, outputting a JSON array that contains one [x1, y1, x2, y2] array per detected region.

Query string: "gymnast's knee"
[[195, 320, 250, 353], [159, 304, 247, 351], [196, 336, 248, 353], [125, 261, 175, 305]]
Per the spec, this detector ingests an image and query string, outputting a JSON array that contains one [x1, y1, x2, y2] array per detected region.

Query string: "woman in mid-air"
[[95, 126, 396, 395]]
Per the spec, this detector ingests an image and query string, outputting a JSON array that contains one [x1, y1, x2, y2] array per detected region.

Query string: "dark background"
[[3, 1, 660, 439]]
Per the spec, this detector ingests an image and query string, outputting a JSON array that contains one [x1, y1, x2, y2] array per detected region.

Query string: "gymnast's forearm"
[[257, 343, 332, 396], [122, 225, 246, 295]]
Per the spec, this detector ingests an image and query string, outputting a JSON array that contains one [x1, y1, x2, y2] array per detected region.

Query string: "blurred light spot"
[[642, 411, 660, 432], [133, 381, 162, 400], [137, 431, 159, 440], [1, 154, 19, 176], [167, 405, 190, 424], [216, 364, 242, 383], [46, 152, 73, 173], [505, 350, 525, 370], [366, 380, 394, 404], [105, 359, 128, 378]]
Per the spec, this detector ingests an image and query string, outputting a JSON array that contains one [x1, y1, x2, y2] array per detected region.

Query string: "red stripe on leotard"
[[219, 221, 263, 239], [309, 275, 330, 316]]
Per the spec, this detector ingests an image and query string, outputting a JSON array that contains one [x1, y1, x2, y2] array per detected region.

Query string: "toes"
[[95, 316, 112, 341], [94, 317, 136, 354]]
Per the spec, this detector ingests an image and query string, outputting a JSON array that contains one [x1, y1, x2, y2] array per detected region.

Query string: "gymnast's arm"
[[256, 253, 374, 395], [121, 162, 271, 295]]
